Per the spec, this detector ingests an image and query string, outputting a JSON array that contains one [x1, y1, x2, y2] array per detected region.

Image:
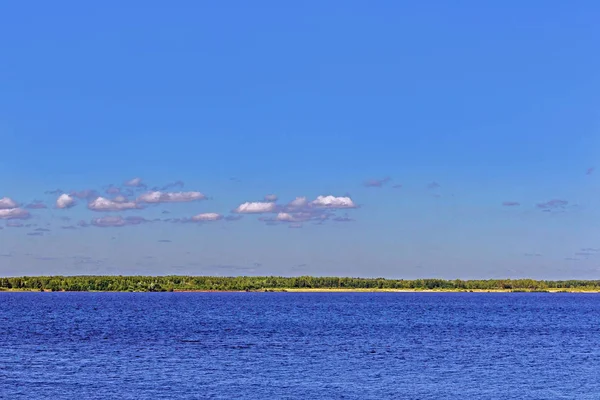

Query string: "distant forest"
[[1, 276, 600, 292]]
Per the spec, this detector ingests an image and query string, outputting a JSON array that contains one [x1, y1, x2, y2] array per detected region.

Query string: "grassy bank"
[[2, 288, 599, 293], [1, 276, 600, 293]]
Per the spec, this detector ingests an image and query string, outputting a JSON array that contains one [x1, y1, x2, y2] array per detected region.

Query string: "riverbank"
[[3, 275, 600, 293], [2, 288, 600, 293]]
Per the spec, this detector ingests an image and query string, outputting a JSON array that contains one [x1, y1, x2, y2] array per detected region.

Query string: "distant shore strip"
[[1, 276, 600, 293]]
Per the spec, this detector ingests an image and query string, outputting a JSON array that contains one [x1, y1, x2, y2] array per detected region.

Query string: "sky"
[[1, 1, 600, 279]]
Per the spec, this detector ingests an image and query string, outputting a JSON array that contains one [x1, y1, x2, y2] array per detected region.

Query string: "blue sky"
[[1, 1, 599, 279]]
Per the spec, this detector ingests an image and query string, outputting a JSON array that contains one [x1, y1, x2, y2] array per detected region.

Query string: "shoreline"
[[1, 288, 599, 293], [4, 276, 600, 293]]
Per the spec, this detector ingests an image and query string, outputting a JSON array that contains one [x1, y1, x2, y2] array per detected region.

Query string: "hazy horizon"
[[2, 2, 600, 280]]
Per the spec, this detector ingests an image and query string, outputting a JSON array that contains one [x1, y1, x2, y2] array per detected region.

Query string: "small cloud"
[[91, 216, 149, 228], [311, 195, 356, 209], [565, 257, 580, 261], [287, 197, 308, 208], [70, 189, 99, 200], [155, 181, 184, 191], [88, 197, 140, 212], [0, 197, 19, 209], [581, 248, 600, 252], [45, 189, 63, 195], [224, 215, 243, 221], [524, 253, 542, 257], [275, 212, 297, 222], [25, 201, 47, 209], [363, 177, 391, 188], [124, 177, 146, 188], [61, 225, 77, 230], [27, 232, 44, 236], [0, 208, 31, 220], [56, 194, 76, 209], [586, 167, 594, 175], [234, 201, 276, 214], [137, 191, 206, 203], [266, 210, 328, 224], [105, 185, 121, 195], [35, 228, 50, 232], [332, 215, 354, 222], [229, 177, 242, 183], [124, 216, 147, 225], [161, 210, 171, 214], [264, 194, 278, 202], [502, 201, 520, 207], [190, 213, 223, 222], [158, 239, 172, 243], [575, 252, 593, 257], [536, 199, 568, 211], [392, 184, 402, 189], [427, 182, 441, 189]]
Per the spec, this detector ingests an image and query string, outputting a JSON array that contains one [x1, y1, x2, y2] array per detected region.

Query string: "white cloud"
[[191, 213, 223, 221], [273, 211, 322, 223], [0, 208, 30, 220], [0, 197, 18, 210], [124, 177, 145, 187], [288, 197, 308, 208], [91, 216, 147, 227], [137, 191, 206, 203], [56, 194, 76, 209], [234, 201, 276, 214], [264, 194, 278, 202], [88, 197, 139, 212], [91, 216, 126, 227], [311, 195, 356, 208], [276, 212, 296, 222]]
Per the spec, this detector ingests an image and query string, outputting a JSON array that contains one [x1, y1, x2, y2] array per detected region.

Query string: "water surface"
[[1, 293, 599, 399]]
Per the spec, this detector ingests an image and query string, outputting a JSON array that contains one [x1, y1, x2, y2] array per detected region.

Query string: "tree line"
[[1, 275, 600, 292]]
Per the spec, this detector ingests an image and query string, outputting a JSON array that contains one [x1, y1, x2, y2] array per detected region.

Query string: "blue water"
[[1, 293, 599, 399]]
